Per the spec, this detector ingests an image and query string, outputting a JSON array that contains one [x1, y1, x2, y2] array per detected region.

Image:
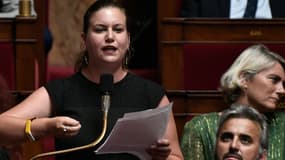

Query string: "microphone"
[[99, 74, 113, 114]]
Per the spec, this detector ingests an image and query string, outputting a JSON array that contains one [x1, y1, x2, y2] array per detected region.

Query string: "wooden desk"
[[0, 0, 47, 90], [160, 18, 285, 90]]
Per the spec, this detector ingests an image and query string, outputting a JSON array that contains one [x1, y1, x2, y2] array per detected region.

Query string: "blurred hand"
[[146, 139, 171, 160], [47, 116, 81, 137]]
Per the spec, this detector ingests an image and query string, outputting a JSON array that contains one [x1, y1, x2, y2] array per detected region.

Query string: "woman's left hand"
[[146, 139, 171, 160]]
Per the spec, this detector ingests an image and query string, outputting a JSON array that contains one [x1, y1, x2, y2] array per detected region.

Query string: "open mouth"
[[102, 46, 117, 52]]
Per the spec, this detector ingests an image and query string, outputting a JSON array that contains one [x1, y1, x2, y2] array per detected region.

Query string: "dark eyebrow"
[[239, 134, 253, 144], [113, 23, 125, 27], [267, 74, 283, 82], [93, 24, 106, 27], [239, 134, 252, 139], [269, 74, 282, 79], [220, 132, 233, 139]]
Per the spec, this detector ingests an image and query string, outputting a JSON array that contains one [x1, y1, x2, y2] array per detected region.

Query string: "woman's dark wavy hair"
[[75, 0, 132, 71]]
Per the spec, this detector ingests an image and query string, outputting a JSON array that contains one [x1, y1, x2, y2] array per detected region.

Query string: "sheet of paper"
[[95, 102, 173, 160]]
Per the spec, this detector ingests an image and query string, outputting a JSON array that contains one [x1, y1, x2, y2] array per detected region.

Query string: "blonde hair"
[[220, 44, 285, 103]]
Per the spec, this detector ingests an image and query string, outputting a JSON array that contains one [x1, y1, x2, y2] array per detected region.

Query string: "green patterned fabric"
[[180, 111, 285, 160]]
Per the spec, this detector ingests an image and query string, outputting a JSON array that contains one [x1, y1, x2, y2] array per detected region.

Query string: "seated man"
[[215, 104, 268, 160], [180, 0, 285, 18]]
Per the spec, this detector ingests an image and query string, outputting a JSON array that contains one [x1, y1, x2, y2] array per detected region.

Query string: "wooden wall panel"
[[160, 18, 285, 90]]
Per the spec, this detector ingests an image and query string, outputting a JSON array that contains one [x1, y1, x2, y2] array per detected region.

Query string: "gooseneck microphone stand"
[[30, 74, 113, 160]]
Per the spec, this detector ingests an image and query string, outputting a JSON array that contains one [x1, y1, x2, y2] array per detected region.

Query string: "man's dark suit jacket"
[[0, 0, 3, 11], [180, 0, 285, 18]]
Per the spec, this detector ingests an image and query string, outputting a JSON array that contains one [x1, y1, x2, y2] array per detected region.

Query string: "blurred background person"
[[180, 0, 285, 19]]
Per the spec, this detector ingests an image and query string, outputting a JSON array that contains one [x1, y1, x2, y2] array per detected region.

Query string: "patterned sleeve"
[[180, 117, 205, 160]]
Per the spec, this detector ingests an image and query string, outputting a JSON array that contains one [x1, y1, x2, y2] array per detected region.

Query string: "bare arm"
[[0, 87, 81, 145]]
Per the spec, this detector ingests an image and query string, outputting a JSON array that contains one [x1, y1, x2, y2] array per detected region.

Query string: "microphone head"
[[99, 74, 113, 94]]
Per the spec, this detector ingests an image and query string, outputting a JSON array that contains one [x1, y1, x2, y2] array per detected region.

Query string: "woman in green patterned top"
[[180, 44, 285, 160]]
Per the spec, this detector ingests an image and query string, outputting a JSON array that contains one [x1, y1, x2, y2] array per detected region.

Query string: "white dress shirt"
[[230, 0, 272, 19]]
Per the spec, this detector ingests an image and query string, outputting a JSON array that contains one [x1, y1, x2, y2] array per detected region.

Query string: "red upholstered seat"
[[176, 0, 182, 16], [47, 66, 75, 81], [0, 42, 15, 89], [183, 43, 285, 90], [41, 136, 56, 160]]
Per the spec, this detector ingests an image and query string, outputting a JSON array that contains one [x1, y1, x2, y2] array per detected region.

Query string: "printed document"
[[95, 103, 173, 160]]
